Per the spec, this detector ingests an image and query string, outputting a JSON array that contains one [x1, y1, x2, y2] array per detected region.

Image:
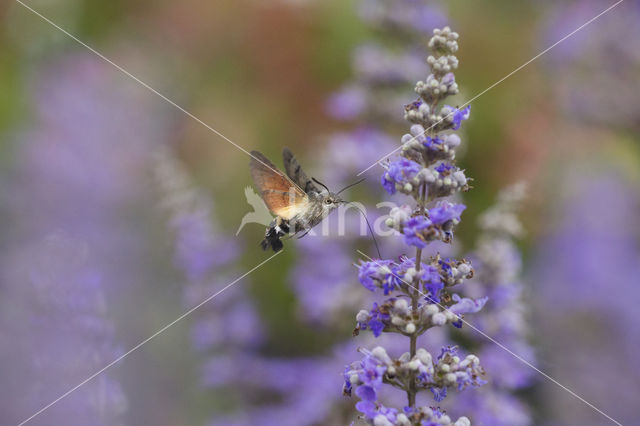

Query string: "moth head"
[[310, 177, 342, 210], [320, 192, 343, 210]]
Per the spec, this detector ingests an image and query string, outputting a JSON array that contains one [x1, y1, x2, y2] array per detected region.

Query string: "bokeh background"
[[0, 0, 638, 425]]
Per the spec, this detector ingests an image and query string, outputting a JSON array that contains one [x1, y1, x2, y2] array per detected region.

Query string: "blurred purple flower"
[[540, 0, 640, 129], [291, 237, 361, 322], [205, 340, 389, 426], [452, 391, 530, 426], [448, 183, 534, 425], [0, 53, 169, 423], [359, 0, 448, 35], [327, 0, 448, 125], [4, 233, 128, 424], [290, 208, 401, 326], [322, 127, 397, 190], [327, 85, 367, 120], [171, 207, 240, 281], [449, 294, 489, 316], [354, 44, 430, 84], [532, 171, 640, 425], [154, 147, 263, 353]]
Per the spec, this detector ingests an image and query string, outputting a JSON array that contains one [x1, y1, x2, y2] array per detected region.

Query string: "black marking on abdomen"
[[260, 219, 290, 252]]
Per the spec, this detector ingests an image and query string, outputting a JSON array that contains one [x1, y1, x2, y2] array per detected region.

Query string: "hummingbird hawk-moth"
[[249, 148, 375, 253]]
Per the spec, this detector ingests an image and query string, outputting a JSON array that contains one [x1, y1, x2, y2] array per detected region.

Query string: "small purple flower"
[[440, 264, 452, 278], [435, 162, 456, 174], [431, 386, 448, 402], [394, 207, 467, 249], [450, 105, 471, 130], [456, 370, 488, 392], [358, 260, 399, 294], [357, 402, 399, 423], [402, 216, 431, 248], [343, 366, 353, 396], [419, 265, 444, 301], [405, 98, 424, 110], [368, 320, 384, 337], [441, 72, 456, 86], [434, 346, 486, 393], [344, 350, 390, 408], [355, 384, 377, 401], [365, 303, 389, 337], [355, 400, 378, 418], [428, 202, 466, 225], [449, 294, 488, 316], [359, 354, 387, 388], [358, 261, 384, 291], [381, 158, 422, 194], [374, 405, 399, 423], [438, 346, 458, 360], [424, 136, 444, 148]]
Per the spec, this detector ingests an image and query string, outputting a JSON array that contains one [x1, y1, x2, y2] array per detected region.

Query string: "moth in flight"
[[249, 148, 375, 253]]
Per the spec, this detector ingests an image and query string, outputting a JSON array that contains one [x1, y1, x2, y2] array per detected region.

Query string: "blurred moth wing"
[[249, 151, 309, 220], [282, 147, 320, 194]]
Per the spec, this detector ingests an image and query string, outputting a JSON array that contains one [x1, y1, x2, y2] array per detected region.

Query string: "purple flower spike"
[[344, 25, 488, 425]]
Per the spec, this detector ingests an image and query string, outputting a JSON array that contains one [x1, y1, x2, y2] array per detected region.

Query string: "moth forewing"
[[249, 150, 307, 220]]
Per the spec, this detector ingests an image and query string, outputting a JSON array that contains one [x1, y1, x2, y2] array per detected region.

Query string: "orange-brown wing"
[[250, 151, 308, 220]]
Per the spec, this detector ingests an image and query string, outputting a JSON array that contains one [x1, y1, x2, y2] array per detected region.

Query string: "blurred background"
[[0, 0, 638, 425]]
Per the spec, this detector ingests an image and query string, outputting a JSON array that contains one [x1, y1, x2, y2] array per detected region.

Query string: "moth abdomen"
[[260, 218, 290, 252]]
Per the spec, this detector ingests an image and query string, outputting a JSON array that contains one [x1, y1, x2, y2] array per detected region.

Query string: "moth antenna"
[[312, 177, 331, 193], [337, 177, 366, 195], [344, 202, 382, 259]]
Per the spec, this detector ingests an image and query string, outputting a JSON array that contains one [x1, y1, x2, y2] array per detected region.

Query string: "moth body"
[[297, 190, 342, 229], [259, 191, 342, 251], [249, 149, 342, 252]]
